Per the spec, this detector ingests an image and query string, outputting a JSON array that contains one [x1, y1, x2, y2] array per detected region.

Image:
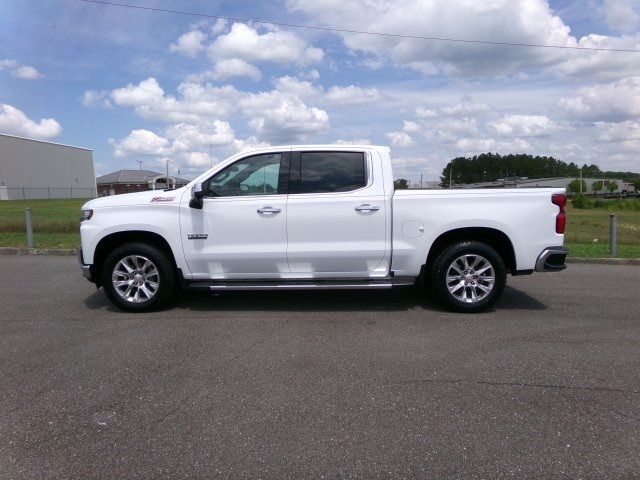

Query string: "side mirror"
[[189, 183, 205, 209]]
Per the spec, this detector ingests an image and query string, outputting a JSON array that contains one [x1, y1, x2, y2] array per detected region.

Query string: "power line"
[[74, 0, 640, 54]]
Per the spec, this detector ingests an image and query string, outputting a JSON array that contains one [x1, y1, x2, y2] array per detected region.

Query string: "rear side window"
[[292, 151, 366, 194]]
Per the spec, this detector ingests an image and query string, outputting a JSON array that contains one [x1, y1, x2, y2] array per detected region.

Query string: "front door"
[[181, 152, 290, 279], [285, 150, 389, 277]]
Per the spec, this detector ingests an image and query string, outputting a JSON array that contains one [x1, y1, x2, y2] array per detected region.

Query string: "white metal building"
[[0, 133, 96, 200]]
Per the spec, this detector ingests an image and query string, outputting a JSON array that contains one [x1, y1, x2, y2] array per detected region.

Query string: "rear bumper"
[[535, 247, 568, 272], [77, 247, 95, 282]]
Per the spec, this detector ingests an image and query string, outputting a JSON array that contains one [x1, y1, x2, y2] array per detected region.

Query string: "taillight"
[[552, 194, 566, 234]]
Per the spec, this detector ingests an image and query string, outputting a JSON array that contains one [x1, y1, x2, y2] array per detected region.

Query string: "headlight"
[[80, 209, 93, 222]]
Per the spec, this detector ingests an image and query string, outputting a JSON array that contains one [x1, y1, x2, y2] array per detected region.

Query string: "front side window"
[[206, 153, 281, 197], [293, 151, 366, 194]]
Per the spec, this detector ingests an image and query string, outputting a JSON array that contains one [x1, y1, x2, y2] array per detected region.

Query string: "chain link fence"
[[0, 186, 97, 200]]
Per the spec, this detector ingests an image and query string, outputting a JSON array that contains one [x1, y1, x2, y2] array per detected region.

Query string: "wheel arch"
[[423, 227, 517, 277], [92, 230, 178, 287]]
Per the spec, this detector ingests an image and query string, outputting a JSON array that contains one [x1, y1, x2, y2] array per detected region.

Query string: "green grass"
[[566, 242, 640, 259], [0, 198, 86, 233], [0, 199, 86, 249], [0, 232, 79, 249], [1, 198, 639, 257]]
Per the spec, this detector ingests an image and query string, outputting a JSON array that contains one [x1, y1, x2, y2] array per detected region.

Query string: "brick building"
[[96, 169, 189, 196]]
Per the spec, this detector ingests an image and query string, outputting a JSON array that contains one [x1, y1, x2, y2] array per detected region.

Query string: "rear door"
[[285, 150, 389, 277]]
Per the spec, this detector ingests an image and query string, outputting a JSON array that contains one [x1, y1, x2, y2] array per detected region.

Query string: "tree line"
[[437, 153, 640, 188]]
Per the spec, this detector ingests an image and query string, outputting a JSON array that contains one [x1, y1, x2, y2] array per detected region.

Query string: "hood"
[[81, 188, 186, 210]]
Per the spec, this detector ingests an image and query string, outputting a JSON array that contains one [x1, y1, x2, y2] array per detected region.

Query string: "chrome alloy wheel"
[[111, 255, 160, 303], [445, 254, 495, 304]]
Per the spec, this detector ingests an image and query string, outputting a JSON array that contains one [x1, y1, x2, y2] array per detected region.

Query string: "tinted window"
[[295, 152, 366, 194], [207, 154, 281, 197]]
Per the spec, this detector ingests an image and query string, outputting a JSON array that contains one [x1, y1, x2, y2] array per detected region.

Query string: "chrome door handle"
[[355, 204, 380, 212], [257, 206, 282, 214]]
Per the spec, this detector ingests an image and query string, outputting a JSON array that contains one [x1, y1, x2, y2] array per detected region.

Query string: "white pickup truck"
[[79, 145, 567, 313]]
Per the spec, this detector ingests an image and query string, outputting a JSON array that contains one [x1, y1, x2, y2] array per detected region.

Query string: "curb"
[[1, 247, 639, 265], [566, 257, 640, 265], [0, 247, 77, 256]]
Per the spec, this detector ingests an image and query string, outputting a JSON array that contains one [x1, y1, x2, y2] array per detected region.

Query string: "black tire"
[[428, 241, 507, 313], [101, 242, 176, 312]]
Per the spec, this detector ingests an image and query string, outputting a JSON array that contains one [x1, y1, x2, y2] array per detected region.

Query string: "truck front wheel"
[[429, 241, 507, 313], [102, 242, 176, 312]]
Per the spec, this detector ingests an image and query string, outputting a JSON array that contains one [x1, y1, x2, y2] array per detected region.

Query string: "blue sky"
[[1, 0, 639, 183]]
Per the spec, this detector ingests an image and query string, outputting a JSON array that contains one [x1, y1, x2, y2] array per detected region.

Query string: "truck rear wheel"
[[429, 241, 506, 313], [102, 242, 176, 312]]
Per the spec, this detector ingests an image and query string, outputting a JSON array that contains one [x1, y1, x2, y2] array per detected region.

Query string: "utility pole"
[[165, 159, 169, 178], [449, 165, 453, 189], [420, 173, 423, 189], [136, 160, 143, 170]]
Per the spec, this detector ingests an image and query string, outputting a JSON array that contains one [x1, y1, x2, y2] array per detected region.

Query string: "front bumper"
[[535, 246, 568, 272], [77, 246, 94, 282]]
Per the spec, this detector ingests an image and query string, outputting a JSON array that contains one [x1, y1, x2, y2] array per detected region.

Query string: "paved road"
[[0, 256, 639, 479]]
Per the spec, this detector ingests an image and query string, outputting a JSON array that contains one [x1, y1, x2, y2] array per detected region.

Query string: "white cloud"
[[455, 137, 533, 153], [184, 151, 214, 168], [415, 107, 438, 119], [210, 19, 227, 35], [108, 77, 240, 122], [402, 121, 421, 134], [334, 138, 372, 145], [555, 34, 640, 80], [603, 0, 640, 33], [208, 23, 323, 65], [13, 65, 43, 79], [273, 76, 383, 107], [82, 90, 112, 108], [324, 85, 383, 106], [415, 103, 490, 118], [386, 131, 414, 147], [112, 120, 236, 160], [112, 129, 170, 157], [0, 59, 43, 79], [410, 117, 479, 143], [489, 114, 559, 137], [286, 0, 573, 76], [165, 121, 235, 150], [597, 120, 640, 142], [286, 0, 640, 80], [170, 30, 207, 57], [560, 76, 640, 122], [441, 103, 490, 116], [0, 104, 61, 139], [455, 138, 496, 152], [239, 90, 329, 142], [0, 59, 17, 69], [205, 58, 261, 81]]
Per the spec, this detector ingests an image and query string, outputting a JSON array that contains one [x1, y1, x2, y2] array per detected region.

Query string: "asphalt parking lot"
[[1, 256, 639, 479]]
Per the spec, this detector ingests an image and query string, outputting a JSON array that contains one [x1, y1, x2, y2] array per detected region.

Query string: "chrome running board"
[[187, 277, 416, 292]]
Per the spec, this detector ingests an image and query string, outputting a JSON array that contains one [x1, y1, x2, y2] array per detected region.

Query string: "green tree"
[[394, 178, 409, 190], [592, 180, 603, 197], [607, 181, 618, 193], [567, 179, 587, 195], [439, 153, 580, 187]]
